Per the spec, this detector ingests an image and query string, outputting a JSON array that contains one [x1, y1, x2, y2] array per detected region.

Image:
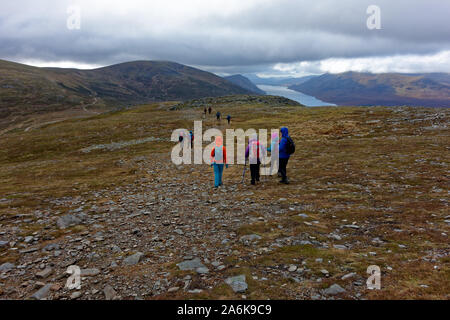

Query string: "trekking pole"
[[241, 159, 247, 184]]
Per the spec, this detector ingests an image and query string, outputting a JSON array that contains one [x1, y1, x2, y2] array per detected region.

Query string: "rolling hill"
[[0, 59, 254, 129], [223, 74, 265, 94], [289, 72, 450, 107]]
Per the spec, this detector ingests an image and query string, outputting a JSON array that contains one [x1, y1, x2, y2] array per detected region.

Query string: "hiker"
[[178, 132, 184, 144], [208, 106, 212, 115], [203, 108, 207, 118], [267, 131, 280, 176], [278, 127, 295, 184], [178, 132, 185, 152], [227, 115, 231, 125], [245, 133, 263, 185], [216, 111, 221, 122], [189, 131, 194, 148], [210, 136, 228, 188]]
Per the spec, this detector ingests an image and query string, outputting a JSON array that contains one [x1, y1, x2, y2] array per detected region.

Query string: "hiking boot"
[[280, 178, 290, 184], [251, 180, 256, 185]]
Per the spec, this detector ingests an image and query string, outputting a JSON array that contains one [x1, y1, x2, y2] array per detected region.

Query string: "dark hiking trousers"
[[250, 163, 260, 184], [279, 158, 289, 182]]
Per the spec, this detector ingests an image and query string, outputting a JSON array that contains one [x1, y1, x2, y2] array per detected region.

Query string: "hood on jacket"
[[249, 133, 258, 143], [215, 135, 223, 147], [280, 127, 289, 137]]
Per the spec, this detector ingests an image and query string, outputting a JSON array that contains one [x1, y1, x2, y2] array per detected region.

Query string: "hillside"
[[0, 100, 448, 300], [0, 60, 254, 131], [289, 72, 450, 107], [224, 74, 265, 94]]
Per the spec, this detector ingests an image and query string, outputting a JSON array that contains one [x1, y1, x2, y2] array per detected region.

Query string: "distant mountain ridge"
[[289, 72, 450, 107], [245, 74, 319, 87], [0, 59, 254, 121], [223, 74, 265, 94]]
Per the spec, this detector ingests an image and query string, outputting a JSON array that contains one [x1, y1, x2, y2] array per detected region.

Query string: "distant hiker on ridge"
[[210, 136, 228, 188], [227, 115, 231, 125], [216, 111, 221, 122], [278, 127, 295, 184], [179, 132, 184, 144], [208, 106, 212, 115], [189, 130, 194, 149]]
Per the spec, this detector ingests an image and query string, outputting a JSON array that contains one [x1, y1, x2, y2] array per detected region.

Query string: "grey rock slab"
[[103, 285, 117, 300], [24, 236, 34, 243], [80, 268, 100, 276], [57, 214, 82, 229], [122, 252, 144, 266], [111, 245, 122, 253], [341, 272, 356, 280], [0, 262, 15, 272], [30, 284, 53, 300], [196, 267, 210, 274], [70, 291, 82, 299], [342, 224, 360, 230], [321, 269, 329, 275], [36, 267, 53, 279], [225, 275, 248, 293], [43, 243, 60, 251], [288, 265, 297, 272], [176, 258, 206, 271], [239, 234, 262, 244], [19, 247, 39, 254], [323, 284, 346, 295]]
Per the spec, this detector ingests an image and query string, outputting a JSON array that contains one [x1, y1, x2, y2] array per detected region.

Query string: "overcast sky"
[[1, 0, 449, 77]]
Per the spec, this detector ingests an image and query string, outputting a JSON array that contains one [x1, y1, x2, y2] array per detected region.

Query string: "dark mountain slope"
[[0, 59, 254, 123], [224, 74, 265, 94]]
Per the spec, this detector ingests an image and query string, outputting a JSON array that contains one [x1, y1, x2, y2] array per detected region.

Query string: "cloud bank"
[[1, 0, 449, 75]]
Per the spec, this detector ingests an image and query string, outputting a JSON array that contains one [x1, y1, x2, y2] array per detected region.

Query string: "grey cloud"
[[0, 0, 449, 74]]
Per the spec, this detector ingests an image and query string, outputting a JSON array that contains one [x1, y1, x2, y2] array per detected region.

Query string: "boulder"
[[122, 252, 144, 266], [323, 284, 346, 295], [57, 214, 82, 229], [225, 275, 248, 293]]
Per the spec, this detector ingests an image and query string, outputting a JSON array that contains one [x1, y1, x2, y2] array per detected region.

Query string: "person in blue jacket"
[[278, 127, 291, 184]]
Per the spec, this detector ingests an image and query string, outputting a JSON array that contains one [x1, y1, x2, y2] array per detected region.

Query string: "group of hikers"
[[180, 107, 295, 188], [203, 107, 232, 124], [210, 127, 295, 188]]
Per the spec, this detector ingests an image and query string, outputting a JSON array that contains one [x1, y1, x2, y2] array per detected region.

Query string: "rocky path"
[[0, 152, 291, 299]]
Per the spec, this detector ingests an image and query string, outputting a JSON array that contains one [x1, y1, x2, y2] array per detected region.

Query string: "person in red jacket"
[[210, 136, 228, 188]]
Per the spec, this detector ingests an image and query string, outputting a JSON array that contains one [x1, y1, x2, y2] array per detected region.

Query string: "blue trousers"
[[213, 163, 224, 187]]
